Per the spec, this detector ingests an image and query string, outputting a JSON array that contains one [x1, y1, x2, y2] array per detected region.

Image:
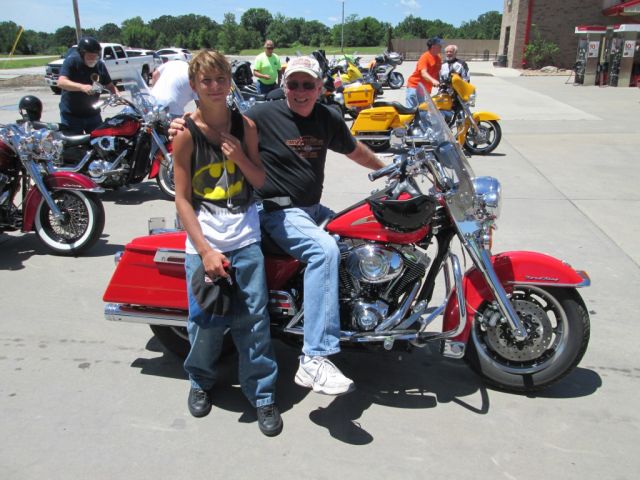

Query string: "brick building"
[[498, 0, 640, 70]]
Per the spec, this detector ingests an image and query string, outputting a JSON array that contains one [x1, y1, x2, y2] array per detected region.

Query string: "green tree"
[[121, 17, 155, 48], [218, 13, 244, 54], [300, 21, 330, 47], [98, 23, 122, 43], [240, 8, 273, 43], [458, 11, 502, 39], [53, 26, 77, 49]]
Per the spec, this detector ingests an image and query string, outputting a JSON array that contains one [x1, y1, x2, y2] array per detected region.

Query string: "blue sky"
[[5, 0, 504, 34]]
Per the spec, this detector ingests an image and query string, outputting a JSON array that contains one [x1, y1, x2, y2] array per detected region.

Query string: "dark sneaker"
[[188, 387, 212, 418], [257, 404, 283, 437]]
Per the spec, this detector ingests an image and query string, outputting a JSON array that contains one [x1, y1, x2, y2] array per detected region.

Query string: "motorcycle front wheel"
[[464, 120, 502, 155], [150, 325, 235, 359], [156, 161, 175, 200], [34, 191, 105, 255], [388, 72, 404, 89], [465, 285, 590, 393]]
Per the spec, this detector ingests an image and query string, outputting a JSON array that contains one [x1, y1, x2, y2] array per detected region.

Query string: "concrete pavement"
[[1, 62, 640, 479]]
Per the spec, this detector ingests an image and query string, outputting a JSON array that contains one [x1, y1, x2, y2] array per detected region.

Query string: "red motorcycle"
[[103, 93, 591, 393], [51, 73, 175, 199], [0, 122, 105, 255]]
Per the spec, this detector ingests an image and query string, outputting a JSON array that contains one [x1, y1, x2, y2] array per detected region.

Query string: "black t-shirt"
[[246, 100, 357, 206], [59, 52, 112, 117]]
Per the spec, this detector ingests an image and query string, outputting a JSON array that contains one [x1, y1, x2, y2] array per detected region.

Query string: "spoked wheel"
[[388, 72, 404, 89], [465, 286, 590, 392], [464, 120, 502, 155], [156, 159, 175, 199], [150, 325, 235, 359], [34, 191, 104, 255]]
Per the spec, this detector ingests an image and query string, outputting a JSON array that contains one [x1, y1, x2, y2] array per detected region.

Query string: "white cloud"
[[400, 0, 420, 10]]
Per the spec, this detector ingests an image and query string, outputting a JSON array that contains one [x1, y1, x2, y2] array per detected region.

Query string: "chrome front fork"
[[24, 159, 63, 219], [465, 239, 527, 341]]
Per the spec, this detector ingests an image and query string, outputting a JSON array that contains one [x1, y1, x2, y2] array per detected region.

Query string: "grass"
[[0, 56, 58, 69]]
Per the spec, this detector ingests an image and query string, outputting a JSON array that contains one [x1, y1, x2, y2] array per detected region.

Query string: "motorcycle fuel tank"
[[327, 200, 429, 244]]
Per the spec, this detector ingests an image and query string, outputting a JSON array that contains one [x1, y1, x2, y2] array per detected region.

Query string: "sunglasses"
[[265, 46, 274, 50], [286, 80, 317, 91]]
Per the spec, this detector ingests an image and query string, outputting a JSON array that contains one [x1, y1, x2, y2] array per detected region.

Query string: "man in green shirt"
[[253, 40, 282, 95]]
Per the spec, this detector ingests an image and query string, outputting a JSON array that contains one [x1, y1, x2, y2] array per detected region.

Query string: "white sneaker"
[[294, 355, 355, 395]]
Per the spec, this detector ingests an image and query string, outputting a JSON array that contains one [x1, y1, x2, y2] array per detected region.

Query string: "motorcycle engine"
[[88, 135, 134, 185], [338, 240, 428, 332]]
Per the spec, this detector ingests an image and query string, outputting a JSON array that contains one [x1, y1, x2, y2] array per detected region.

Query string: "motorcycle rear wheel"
[[34, 191, 104, 256], [463, 120, 502, 155], [156, 161, 175, 200], [465, 286, 590, 392], [388, 72, 404, 89], [150, 325, 235, 359]]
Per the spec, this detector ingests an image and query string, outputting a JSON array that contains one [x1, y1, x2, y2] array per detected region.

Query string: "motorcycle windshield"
[[120, 73, 160, 116], [415, 85, 477, 230]]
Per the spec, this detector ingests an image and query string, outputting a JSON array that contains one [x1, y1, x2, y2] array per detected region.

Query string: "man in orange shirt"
[[406, 37, 443, 108]]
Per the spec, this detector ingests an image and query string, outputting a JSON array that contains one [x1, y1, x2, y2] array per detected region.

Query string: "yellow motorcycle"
[[351, 74, 501, 154]]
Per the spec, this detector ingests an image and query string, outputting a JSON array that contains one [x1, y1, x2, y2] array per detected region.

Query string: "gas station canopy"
[[603, 0, 640, 17]]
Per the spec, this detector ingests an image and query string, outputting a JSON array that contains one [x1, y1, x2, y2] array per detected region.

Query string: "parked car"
[[126, 48, 163, 71], [155, 47, 192, 63], [45, 43, 160, 94]]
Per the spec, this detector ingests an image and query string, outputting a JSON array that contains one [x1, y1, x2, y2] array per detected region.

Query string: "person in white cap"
[[170, 55, 385, 396], [245, 55, 385, 395]]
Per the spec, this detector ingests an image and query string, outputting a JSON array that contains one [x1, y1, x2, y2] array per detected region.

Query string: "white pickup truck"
[[44, 42, 161, 94]]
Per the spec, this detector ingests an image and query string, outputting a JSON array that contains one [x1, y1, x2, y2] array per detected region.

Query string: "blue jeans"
[[405, 87, 426, 109], [60, 111, 102, 135], [256, 81, 277, 95], [258, 204, 341, 357], [183, 243, 277, 408]]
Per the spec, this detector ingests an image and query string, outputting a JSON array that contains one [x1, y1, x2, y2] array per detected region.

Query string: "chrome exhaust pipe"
[[104, 303, 187, 327]]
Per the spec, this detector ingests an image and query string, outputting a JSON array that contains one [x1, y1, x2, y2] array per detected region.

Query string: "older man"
[[440, 44, 470, 83], [245, 56, 385, 395], [252, 40, 282, 95]]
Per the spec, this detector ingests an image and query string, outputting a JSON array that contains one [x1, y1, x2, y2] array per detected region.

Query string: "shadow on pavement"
[[0, 231, 124, 269], [100, 181, 171, 205], [131, 335, 601, 444]]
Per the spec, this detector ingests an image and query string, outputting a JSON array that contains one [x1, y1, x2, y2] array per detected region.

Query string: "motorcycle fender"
[[149, 152, 161, 179], [149, 142, 173, 179], [22, 173, 103, 232], [442, 250, 590, 343], [472, 111, 501, 122]]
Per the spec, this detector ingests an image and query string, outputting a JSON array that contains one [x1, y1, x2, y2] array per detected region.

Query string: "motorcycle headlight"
[[346, 245, 404, 284], [473, 176, 501, 221]]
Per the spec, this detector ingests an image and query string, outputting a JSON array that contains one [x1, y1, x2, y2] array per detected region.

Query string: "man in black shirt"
[[246, 56, 384, 395], [57, 36, 118, 134]]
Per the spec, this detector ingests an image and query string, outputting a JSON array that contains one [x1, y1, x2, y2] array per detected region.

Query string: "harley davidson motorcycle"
[[351, 73, 501, 154], [102, 88, 590, 392], [363, 51, 405, 89], [0, 122, 105, 255], [52, 73, 175, 199]]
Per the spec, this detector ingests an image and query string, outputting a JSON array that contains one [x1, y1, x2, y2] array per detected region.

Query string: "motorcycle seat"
[[60, 133, 91, 146], [373, 101, 416, 115]]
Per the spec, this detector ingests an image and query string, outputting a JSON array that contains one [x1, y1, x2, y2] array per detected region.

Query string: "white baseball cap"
[[284, 56, 322, 80]]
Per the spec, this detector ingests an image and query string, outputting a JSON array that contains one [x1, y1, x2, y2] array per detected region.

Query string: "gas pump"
[[607, 36, 624, 87], [574, 37, 587, 84], [574, 26, 607, 86]]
